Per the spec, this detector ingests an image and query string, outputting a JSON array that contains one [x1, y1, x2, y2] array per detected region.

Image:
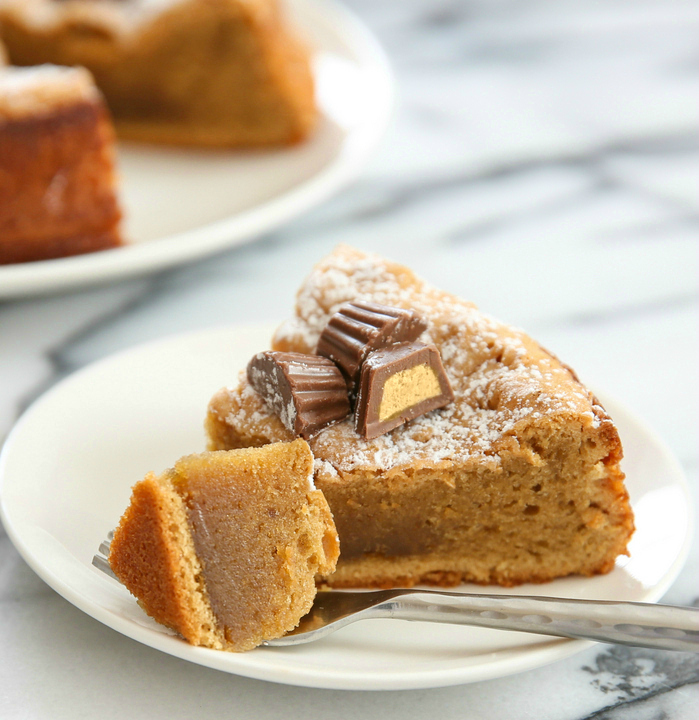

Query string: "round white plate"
[[0, 326, 693, 690], [0, 0, 393, 299]]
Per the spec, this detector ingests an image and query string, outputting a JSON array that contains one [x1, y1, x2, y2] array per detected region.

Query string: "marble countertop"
[[1, 0, 697, 717]]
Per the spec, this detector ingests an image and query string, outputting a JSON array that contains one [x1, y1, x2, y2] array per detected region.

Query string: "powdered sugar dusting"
[[0, 64, 100, 119], [227, 246, 609, 473], [313, 458, 337, 480], [0, 0, 195, 37]]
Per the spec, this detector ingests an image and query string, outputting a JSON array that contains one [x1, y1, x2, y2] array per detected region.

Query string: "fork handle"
[[376, 591, 699, 652]]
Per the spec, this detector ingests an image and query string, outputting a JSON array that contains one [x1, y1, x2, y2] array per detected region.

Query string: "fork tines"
[[92, 530, 118, 581]]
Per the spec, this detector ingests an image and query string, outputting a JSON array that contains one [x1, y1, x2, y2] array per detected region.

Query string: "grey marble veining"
[[1, 0, 698, 717]]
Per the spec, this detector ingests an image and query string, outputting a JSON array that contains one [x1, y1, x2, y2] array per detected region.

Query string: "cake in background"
[[0, 63, 122, 264], [0, 0, 317, 147]]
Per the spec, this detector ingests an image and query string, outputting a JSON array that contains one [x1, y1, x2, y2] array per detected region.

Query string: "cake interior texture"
[[206, 245, 635, 588], [108, 440, 339, 651], [0, 64, 122, 264], [0, 0, 317, 147]]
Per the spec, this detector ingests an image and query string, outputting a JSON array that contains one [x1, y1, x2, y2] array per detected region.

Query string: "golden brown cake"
[[207, 246, 635, 588], [109, 440, 339, 651], [0, 0, 317, 147], [0, 64, 122, 264]]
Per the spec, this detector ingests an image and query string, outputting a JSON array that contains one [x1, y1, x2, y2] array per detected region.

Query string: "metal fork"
[[93, 534, 699, 652]]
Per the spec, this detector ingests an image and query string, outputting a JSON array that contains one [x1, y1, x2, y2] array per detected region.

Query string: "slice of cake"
[[0, 0, 317, 147], [206, 246, 635, 588], [108, 440, 339, 651], [0, 64, 122, 264]]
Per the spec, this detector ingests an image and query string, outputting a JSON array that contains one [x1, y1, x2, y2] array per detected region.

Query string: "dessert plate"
[[0, 326, 693, 691], [0, 0, 393, 299]]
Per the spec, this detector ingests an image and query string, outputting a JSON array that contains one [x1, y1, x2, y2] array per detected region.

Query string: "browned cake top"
[[216, 246, 619, 476]]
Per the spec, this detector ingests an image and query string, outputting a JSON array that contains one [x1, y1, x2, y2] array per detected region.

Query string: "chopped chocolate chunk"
[[247, 351, 350, 439], [355, 342, 453, 440], [316, 301, 427, 394]]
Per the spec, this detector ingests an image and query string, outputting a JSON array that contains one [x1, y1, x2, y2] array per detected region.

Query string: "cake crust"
[[206, 246, 635, 588], [108, 471, 223, 647]]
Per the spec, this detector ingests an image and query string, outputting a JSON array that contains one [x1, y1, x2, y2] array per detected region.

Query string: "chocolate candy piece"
[[355, 342, 454, 440], [316, 301, 427, 392], [247, 351, 350, 439]]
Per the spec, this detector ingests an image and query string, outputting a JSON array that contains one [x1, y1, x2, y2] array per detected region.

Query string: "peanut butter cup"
[[355, 341, 454, 439], [247, 351, 350, 439], [316, 301, 427, 394]]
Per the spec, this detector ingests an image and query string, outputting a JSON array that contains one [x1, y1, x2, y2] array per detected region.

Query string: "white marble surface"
[[1, 0, 698, 716]]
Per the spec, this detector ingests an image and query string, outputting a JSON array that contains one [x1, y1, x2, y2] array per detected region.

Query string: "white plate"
[[0, 0, 393, 299], [0, 326, 693, 690]]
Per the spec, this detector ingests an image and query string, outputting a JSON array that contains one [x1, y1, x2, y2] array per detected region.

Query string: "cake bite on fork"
[[104, 440, 338, 652]]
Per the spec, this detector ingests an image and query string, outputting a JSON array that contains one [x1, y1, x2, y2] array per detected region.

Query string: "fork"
[[92, 534, 699, 652]]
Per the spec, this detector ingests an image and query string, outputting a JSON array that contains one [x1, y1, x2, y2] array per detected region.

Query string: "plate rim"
[[0, 325, 694, 691], [0, 0, 394, 299]]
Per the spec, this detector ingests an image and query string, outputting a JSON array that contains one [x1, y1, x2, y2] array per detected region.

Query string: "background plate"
[[0, 0, 393, 298], [0, 326, 693, 690]]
